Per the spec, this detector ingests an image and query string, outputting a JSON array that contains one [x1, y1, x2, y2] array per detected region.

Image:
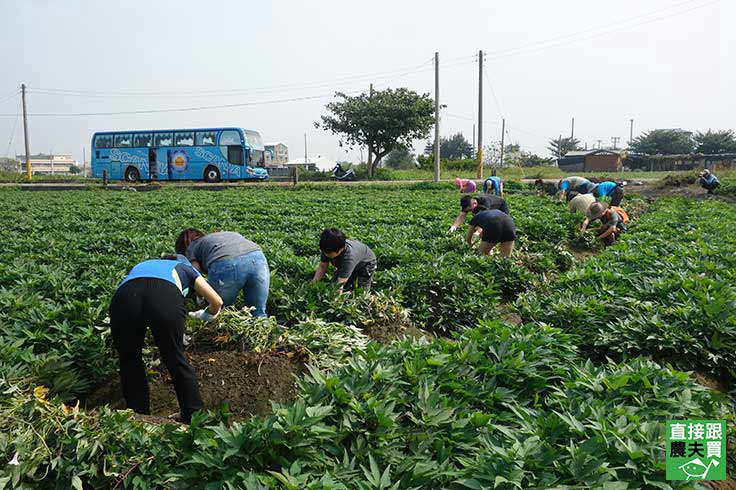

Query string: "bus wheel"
[[204, 166, 221, 183], [124, 167, 140, 182]]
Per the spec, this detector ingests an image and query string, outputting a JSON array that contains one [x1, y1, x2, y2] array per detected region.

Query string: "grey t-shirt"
[[186, 231, 260, 273], [320, 239, 376, 280]]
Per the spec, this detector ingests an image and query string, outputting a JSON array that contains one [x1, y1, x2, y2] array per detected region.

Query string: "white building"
[[285, 156, 336, 172], [15, 153, 80, 175], [265, 142, 289, 166]]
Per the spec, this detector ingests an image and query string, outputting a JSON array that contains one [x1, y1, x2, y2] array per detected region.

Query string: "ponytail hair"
[[175, 228, 204, 255]]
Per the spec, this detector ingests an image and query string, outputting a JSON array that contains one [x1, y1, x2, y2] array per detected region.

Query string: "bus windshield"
[[244, 129, 265, 166]]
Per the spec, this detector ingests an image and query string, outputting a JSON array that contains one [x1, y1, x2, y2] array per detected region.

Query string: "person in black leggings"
[[109, 254, 223, 423]]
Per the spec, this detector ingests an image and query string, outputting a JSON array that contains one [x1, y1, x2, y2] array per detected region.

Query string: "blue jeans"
[[208, 250, 270, 316]]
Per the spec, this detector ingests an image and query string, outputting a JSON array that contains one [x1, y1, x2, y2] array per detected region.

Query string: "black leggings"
[[109, 278, 202, 423]]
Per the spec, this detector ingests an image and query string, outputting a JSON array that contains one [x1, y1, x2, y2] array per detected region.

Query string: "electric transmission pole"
[[499, 118, 506, 168], [21, 83, 31, 179], [611, 136, 620, 150], [629, 119, 634, 146], [433, 52, 440, 183], [570, 117, 575, 140], [476, 50, 483, 179]]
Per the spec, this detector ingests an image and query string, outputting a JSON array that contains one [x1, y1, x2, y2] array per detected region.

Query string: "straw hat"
[[586, 202, 608, 220]]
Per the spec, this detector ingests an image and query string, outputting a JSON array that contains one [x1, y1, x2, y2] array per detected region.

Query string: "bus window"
[[227, 146, 243, 165], [114, 134, 133, 148], [174, 131, 195, 146], [196, 131, 217, 146], [133, 133, 153, 148], [250, 149, 265, 167], [219, 130, 241, 146], [154, 133, 173, 147], [95, 134, 113, 148]]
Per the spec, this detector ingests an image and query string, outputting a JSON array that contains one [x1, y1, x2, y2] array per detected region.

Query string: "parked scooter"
[[332, 163, 356, 181]]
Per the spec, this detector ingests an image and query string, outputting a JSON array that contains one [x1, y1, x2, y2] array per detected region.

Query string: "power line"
[[0, 90, 363, 117], [484, 0, 718, 61], [28, 59, 437, 99], [4, 98, 21, 158], [483, 66, 504, 119], [0, 89, 20, 106]]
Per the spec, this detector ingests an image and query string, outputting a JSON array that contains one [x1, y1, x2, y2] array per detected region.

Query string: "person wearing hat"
[[467, 205, 516, 256], [568, 191, 596, 215], [455, 177, 477, 193], [482, 176, 504, 196], [109, 254, 223, 424], [581, 202, 627, 245], [557, 176, 595, 202], [448, 194, 510, 232], [592, 181, 625, 206], [699, 169, 720, 194]]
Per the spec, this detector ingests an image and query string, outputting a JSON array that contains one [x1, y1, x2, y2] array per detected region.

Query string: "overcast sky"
[[0, 0, 732, 164]]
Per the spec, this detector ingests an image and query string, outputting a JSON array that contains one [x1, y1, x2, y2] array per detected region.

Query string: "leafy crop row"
[[516, 197, 736, 380]]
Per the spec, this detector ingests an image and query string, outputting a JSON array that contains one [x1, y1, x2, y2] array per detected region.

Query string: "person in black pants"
[[109, 254, 223, 423]]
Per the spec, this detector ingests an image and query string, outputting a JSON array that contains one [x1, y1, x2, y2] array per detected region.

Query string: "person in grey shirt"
[[312, 228, 376, 292], [175, 229, 270, 316]]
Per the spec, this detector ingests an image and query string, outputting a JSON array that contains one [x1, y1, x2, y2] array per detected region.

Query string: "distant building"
[[15, 153, 80, 175], [285, 156, 336, 172], [557, 149, 623, 173], [265, 142, 289, 166]]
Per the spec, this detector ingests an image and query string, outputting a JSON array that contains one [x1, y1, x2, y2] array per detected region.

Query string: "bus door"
[[148, 148, 157, 181], [155, 148, 170, 180]]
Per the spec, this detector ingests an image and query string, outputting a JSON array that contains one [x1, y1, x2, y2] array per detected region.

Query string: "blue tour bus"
[[91, 127, 269, 182]]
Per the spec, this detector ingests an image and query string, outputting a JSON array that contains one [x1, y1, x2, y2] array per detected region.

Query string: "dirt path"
[[86, 350, 302, 420]]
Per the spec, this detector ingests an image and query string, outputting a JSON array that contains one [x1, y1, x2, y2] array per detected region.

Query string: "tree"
[[69, 164, 82, 174], [317, 88, 435, 178], [0, 158, 19, 173], [629, 129, 694, 155], [424, 133, 473, 160], [384, 146, 415, 169], [693, 130, 736, 154], [547, 137, 581, 158]]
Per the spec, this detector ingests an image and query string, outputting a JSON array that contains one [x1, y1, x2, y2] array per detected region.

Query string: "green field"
[[0, 184, 734, 488]]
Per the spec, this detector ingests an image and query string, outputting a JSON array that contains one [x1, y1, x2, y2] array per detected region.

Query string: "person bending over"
[[313, 228, 377, 292]]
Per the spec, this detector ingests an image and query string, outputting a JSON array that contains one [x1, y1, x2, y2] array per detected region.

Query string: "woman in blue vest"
[[482, 176, 504, 196], [109, 254, 223, 424]]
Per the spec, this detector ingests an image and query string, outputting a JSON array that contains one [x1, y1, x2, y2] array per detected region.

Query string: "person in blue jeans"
[[175, 229, 270, 317]]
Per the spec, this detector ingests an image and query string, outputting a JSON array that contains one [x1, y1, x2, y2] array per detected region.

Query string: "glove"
[[448, 225, 457, 233], [188, 308, 220, 322]]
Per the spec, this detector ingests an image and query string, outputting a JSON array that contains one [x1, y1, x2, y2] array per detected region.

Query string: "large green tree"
[[384, 146, 415, 169], [547, 137, 581, 158], [629, 129, 694, 155], [317, 88, 434, 178], [424, 132, 473, 159], [693, 130, 736, 154]]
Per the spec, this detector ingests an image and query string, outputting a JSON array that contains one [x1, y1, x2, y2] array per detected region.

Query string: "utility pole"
[[433, 52, 440, 183], [476, 50, 483, 179], [629, 119, 634, 146], [21, 83, 31, 179], [570, 117, 575, 140], [499, 118, 506, 168], [82, 147, 87, 177], [472, 123, 476, 158], [611, 136, 620, 150], [367, 83, 373, 171], [304, 132, 308, 167], [597, 139, 602, 149]]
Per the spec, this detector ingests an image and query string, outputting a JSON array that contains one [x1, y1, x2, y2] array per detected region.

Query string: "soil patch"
[[362, 322, 433, 344], [693, 372, 731, 393], [634, 182, 736, 203], [86, 351, 302, 420], [704, 479, 736, 490]]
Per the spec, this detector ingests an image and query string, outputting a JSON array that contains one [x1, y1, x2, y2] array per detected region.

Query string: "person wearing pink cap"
[[455, 178, 476, 193]]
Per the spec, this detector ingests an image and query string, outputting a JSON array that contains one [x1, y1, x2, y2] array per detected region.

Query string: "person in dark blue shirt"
[[109, 254, 223, 424], [467, 206, 517, 257]]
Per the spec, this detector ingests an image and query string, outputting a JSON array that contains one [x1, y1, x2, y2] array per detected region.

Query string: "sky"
[[0, 0, 732, 165]]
